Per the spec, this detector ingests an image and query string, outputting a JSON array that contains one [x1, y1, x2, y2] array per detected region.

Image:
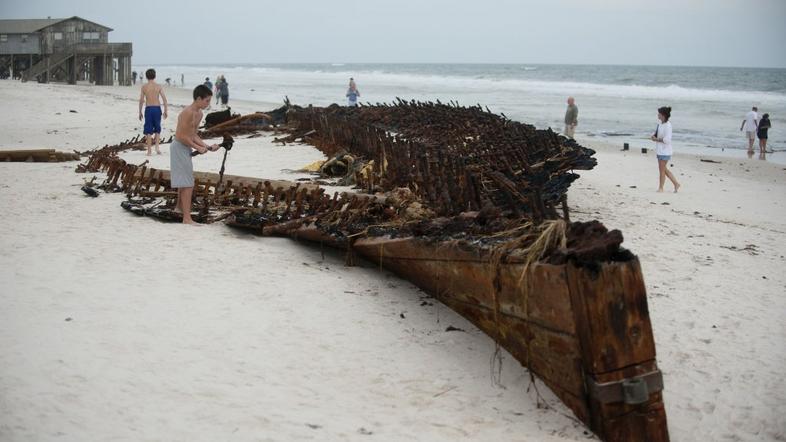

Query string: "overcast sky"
[[2, 0, 785, 68]]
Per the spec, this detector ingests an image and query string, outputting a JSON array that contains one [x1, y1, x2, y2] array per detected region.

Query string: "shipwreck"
[[75, 99, 669, 441]]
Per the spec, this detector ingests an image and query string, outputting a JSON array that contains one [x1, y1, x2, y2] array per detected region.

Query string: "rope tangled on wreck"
[[488, 220, 568, 400]]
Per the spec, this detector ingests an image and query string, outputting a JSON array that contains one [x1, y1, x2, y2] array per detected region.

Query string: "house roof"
[[0, 16, 113, 34]]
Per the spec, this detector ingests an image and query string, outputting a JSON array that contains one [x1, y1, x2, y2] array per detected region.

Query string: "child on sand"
[[138, 69, 169, 156], [170, 85, 220, 224]]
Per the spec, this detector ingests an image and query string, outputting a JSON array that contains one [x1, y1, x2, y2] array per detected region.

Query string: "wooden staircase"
[[22, 51, 74, 83]]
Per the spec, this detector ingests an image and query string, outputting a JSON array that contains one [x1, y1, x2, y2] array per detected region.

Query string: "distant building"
[[0, 16, 132, 85]]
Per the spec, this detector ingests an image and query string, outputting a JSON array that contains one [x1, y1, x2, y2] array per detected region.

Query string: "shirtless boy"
[[171, 85, 219, 224], [138, 68, 169, 156]]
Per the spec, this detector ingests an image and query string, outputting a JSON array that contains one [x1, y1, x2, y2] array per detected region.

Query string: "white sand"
[[1, 81, 784, 441]]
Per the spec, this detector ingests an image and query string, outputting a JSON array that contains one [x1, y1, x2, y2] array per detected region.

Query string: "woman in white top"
[[650, 106, 680, 193]]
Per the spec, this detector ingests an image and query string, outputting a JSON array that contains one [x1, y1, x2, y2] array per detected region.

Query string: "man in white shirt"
[[740, 106, 759, 152]]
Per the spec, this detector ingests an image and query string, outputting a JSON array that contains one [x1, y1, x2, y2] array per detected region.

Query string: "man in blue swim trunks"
[[138, 68, 169, 155]]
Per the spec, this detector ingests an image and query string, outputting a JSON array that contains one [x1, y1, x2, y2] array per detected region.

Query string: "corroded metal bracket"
[[587, 370, 664, 405]]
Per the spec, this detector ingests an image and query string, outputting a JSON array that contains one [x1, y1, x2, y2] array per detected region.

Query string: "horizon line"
[[131, 61, 786, 70]]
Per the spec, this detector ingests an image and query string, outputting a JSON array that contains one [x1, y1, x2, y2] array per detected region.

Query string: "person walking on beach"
[[214, 75, 221, 105], [217, 76, 229, 107], [564, 97, 578, 139], [346, 78, 360, 107], [138, 68, 169, 156], [740, 106, 759, 153], [757, 113, 771, 155], [171, 85, 220, 225], [132, 71, 137, 85], [203, 77, 214, 109], [651, 106, 680, 193], [180, 73, 184, 88]]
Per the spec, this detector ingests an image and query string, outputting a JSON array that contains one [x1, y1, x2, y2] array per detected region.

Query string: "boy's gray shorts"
[[170, 138, 194, 188]]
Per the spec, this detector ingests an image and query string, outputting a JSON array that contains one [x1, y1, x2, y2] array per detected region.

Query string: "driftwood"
[[1, 149, 80, 162]]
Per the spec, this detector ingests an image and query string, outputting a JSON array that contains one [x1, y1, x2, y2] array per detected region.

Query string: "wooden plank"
[[598, 394, 668, 442], [352, 237, 576, 334], [566, 259, 656, 374], [131, 169, 318, 192], [139, 191, 178, 197], [154, 170, 163, 191], [358, 236, 483, 262], [132, 166, 147, 196], [0, 149, 56, 156], [0, 149, 74, 163], [499, 263, 576, 335], [443, 295, 585, 393], [144, 167, 155, 191], [566, 259, 668, 442]]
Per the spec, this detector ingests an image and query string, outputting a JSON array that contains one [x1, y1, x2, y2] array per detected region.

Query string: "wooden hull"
[[234, 223, 669, 441], [115, 186, 669, 441], [353, 236, 669, 442], [79, 102, 668, 440]]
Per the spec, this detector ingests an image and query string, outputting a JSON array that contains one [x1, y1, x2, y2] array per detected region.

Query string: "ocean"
[[136, 63, 786, 158]]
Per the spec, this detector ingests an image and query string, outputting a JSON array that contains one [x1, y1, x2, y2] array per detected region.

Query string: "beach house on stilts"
[[0, 16, 132, 85]]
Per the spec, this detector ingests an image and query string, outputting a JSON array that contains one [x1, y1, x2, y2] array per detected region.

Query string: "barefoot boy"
[[171, 85, 219, 224], [138, 68, 169, 155]]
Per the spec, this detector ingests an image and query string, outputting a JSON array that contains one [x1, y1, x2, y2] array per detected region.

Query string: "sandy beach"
[[1, 81, 785, 441]]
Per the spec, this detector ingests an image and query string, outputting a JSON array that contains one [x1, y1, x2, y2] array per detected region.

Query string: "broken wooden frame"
[[74, 101, 669, 441]]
